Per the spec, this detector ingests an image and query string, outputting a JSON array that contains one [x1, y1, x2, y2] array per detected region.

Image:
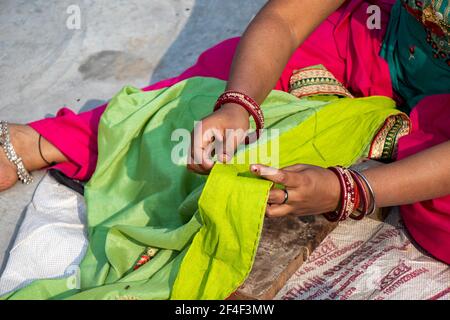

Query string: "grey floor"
[[0, 0, 266, 272]]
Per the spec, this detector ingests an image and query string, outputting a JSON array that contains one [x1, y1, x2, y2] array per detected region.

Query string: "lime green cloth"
[[2, 77, 402, 300]]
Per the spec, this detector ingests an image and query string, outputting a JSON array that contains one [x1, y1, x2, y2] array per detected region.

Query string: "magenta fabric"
[[397, 94, 450, 265], [28, 0, 394, 181]]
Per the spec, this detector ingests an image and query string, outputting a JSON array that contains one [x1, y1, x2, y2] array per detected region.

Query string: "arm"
[[364, 141, 450, 207], [251, 141, 450, 217], [225, 0, 346, 105], [188, 0, 346, 174]]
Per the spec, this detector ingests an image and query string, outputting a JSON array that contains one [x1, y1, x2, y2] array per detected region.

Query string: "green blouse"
[[381, 0, 450, 111]]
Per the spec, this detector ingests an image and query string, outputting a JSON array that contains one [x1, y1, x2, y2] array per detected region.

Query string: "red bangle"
[[341, 167, 357, 221], [214, 91, 264, 139], [324, 166, 357, 222], [349, 170, 368, 220], [324, 167, 347, 222], [351, 169, 376, 217]]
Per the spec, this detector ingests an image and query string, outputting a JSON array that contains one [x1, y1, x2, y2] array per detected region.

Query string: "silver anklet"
[[0, 121, 33, 185]]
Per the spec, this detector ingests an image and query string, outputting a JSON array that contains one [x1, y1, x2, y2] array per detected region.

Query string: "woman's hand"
[[187, 103, 250, 174], [251, 164, 341, 217]]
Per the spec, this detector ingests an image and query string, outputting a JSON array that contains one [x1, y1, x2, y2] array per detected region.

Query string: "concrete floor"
[[0, 0, 266, 271]]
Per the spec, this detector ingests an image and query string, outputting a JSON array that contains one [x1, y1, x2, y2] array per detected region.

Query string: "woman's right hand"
[[187, 103, 250, 174]]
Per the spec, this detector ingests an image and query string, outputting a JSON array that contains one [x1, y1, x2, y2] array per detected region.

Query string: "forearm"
[[224, 0, 345, 115], [363, 141, 450, 207]]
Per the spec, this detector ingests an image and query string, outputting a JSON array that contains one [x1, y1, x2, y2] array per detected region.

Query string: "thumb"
[[250, 164, 296, 187], [282, 164, 314, 172]]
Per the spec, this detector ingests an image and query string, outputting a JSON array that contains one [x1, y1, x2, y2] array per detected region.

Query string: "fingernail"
[[250, 165, 259, 173]]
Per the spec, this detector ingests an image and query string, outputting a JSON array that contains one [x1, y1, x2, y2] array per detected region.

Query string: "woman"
[[1, 0, 449, 267]]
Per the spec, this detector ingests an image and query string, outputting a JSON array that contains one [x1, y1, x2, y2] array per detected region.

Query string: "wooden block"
[[232, 215, 337, 300]]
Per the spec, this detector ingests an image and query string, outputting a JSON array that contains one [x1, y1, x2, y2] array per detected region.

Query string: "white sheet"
[[0, 174, 88, 296]]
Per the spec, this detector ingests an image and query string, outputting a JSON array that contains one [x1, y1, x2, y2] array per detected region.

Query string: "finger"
[[187, 145, 203, 173], [191, 125, 222, 174], [191, 122, 215, 165], [190, 127, 204, 166], [198, 128, 224, 172], [216, 133, 232, 163], [250, 164, 297, 187], [187, 144, 211, 175], [282, 164, 313, 172], [187, 154, 209, 175], [202, 140, 216, 168], [204, 141, 216, 161], [265, 204, 292, 218], [268, 189, 287, 205], [219, 129, 234, 163], [219, 128, 248, 163], [214, 134, 228, 163]]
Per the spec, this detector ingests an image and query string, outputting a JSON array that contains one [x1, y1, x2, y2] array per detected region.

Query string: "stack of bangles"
[[324, 166, 376, 222], [214, 90, 264, 140]]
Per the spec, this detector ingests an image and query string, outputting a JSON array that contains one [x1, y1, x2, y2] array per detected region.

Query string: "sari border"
[[368, 113, 412, 162], [289, 65, 354, 99]]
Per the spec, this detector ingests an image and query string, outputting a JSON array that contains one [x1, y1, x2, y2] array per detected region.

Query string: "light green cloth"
[[1, 77, 402, 300]]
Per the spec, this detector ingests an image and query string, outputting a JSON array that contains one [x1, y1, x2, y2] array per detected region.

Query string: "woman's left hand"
[[250, 164, 341, 218]]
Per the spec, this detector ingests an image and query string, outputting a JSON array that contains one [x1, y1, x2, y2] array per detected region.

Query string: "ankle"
[[9, 124, 66, 171], [8, 124, 41, 171]]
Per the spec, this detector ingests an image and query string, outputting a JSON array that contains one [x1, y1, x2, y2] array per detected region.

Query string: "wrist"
[[221, 103, 251, 119], [327, 170, 341, 212]]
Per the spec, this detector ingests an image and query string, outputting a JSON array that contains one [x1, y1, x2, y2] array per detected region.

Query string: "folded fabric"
[[1, 77, 403, 300]]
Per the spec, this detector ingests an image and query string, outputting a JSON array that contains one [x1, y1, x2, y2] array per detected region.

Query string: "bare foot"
[[0, 124, 67, 191]]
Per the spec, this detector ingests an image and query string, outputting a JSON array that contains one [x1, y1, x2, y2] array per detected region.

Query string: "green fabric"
[[172, 164, 272, 300], [1, 77, 402, 300], [380, 0, 450, 111]]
